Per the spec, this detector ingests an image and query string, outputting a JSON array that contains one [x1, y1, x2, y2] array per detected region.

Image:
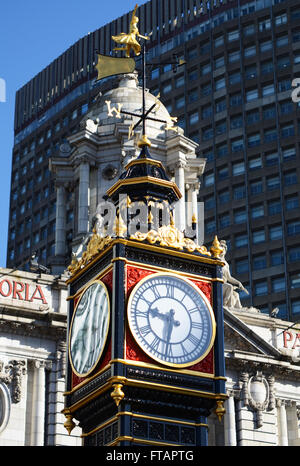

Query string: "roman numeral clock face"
[[127, 273, 216, 368]]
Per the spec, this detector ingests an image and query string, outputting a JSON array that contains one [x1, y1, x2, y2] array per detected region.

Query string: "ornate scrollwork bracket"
[[0, 360, 27, 403]]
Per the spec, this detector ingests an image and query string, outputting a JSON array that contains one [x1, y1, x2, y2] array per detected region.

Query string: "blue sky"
[[0, 0, 144, 268]]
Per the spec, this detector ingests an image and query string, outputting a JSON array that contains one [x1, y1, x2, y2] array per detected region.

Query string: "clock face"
[[127, 273, 216, 368], [69, 280, 110, 377]]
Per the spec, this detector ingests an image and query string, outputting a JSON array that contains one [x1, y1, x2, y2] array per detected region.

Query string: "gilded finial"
[[137, 134, 151, 148], [111, 383, 125, 407], [215, 400, 226, 422], [63, 413, 76, 435], [210, 235, 223, 259], [192, 213, 197, 224]]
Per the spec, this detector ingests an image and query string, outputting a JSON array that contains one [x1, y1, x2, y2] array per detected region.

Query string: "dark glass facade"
[[8, 0, 300, 320]]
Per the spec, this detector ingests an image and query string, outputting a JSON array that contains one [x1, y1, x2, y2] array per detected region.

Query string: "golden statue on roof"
[[112, 4, 149, 57]]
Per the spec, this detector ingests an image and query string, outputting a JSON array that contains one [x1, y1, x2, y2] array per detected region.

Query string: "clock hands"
[[149, 307, 180, 356]]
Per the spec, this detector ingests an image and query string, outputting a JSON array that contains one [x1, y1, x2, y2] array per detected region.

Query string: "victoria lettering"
[[0, 279, 48, 304]]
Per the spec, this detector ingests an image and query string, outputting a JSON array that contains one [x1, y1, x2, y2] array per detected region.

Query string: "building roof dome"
[[81, 73, 175, 141]]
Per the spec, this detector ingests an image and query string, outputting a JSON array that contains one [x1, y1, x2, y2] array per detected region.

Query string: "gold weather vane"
[[95, 4, 184, 147], [112, 4, 150, 57]]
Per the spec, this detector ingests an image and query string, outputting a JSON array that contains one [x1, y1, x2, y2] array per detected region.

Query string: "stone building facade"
[[0, 268, 81, 446]]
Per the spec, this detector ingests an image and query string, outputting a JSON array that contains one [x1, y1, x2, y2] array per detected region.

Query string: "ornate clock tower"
[[62, 140, 227, 447], [62, 4, 226, 446]]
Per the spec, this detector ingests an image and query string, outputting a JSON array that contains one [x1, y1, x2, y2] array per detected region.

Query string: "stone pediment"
[[224, 307, 282, 358]]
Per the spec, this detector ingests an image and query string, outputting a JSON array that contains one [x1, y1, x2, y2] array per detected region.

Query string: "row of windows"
[[234, 251, 300, 274], [206, 218, 300, 242]]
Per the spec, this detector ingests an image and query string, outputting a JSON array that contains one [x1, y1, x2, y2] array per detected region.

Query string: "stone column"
[[174, 160, 186, 232], [224, 391, 237, 446], [31, 361, 46, 446], [78, 159, 90, 234], [55, 183, 67, 256], [277, 399, 289, 446]]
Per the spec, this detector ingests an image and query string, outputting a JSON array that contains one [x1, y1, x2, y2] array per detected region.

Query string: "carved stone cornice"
[[0, 316, 66, 340]]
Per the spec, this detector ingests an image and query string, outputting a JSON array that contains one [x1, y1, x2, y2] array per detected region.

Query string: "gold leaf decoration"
[[130, 222, 211, 256], [68, 231, 113, 275]]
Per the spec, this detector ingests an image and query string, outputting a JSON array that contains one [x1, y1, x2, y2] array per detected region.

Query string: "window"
[[280, 101, 293, 115], [232, 161, 245, 176], [264, 128, 277, 142], [253, 229, 265, 244], [251, 204, 264, 219], [265, 152, 278, 166], [289, 246, 300, 262], [236, 258, 249, 274], [272, 276, 285, 293], [214, 35, 224, 47], [275, 13, 287, 26], [231, 138, 244, 153], [285, 195, 299, 211], [245, 65, 257, 79], [291, 9, 300, 21], [268, 199, 281, 216], [215, 77, 226, 91], [253, 255, 266, 270], [216, 98, 226, 113], [261, 60, 273, 75], [287, 221, 300, 236], [259, 18, 271, 31], [175, 75, 184, 88], [230, 115, 243, 129], [201, 83, 212, 97], [228, 30, 239, 41], [260, 40, 272, 53], [218, 166, 229, 180], [248, 133, 260, 147], [249, 156, 262, 170], [218, 190, 230, 204], [244, 24, 255, 36], [291, 273, 300, 289], [244, 45, 256, 58], [204, 173, 214, 187], [234, 208, 247, 224], [151, 68, 159, 80], [235, 234, 248, 248], [277, 55, 290, 70], [254, 281, 268, 296], [188, 69, 198, 81], [277, 35, 288, 47], [202, 105, 212, 119], [202, 126, 213, 140], [267, 176, 280, 191], [246, 89, 258, 102], [292, 300, 300, 315], [262, 83, 274, 97], [281, 124, 295, 138], [163, 82, 172, 94], [216, 121, 226, 135], [219, 213, 230, 229], [250, 180, 263, 195], [217, 144, 228, 158], [175, 96, 185, 109], [188, 90, 198, 103], [282, 148, 296, 160], [228, 50, 240, 63], [201, 63, 211, 75], [214, 56, 225, 69], [205, 219, 216, 234], [233, 185, 246, 200], [270, 224, 283, 240], [229, 72, 240, 86], [278, 79, 291, 92], [230, 93, 242, 107], [205, 196, 215, 211], [189, 112, 199, 125], [247, 111, 260, 125], [284, 172, 297, 186], [271, 249, 284, 266], [263, 106, 276, 121]]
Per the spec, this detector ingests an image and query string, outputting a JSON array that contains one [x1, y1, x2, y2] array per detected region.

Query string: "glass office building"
[[7, 0, 300, 320]]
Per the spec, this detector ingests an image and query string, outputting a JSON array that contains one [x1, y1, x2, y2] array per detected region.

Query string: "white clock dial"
[[127, 273, 215, 368], [69, 280, 110, 377]]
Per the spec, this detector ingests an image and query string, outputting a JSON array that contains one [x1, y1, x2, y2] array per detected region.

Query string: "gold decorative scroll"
[[95, 54, 136, 80], [130, 222, 211, 256]]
